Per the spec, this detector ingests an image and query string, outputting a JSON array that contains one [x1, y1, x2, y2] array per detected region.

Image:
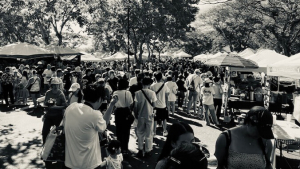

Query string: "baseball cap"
[[38, 61, 43, 65], [194, 69, 201, 74], [49, 77, 61, 85], [97, 78, 105, 82], [204, 78, 213, 83], [246, 106, 274, 139], [69, 83, 80, 92]]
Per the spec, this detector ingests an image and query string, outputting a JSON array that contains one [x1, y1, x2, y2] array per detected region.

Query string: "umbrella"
[[0, 42, 55, 59], [205, 54, 258, 68], [47, 46, 83, 56]]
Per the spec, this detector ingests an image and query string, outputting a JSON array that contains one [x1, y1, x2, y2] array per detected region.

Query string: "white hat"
[[50, 77, 61, 85], [38, 61, 43, 65], [204, 78, 213, 83], [69, 83, 80, 91]]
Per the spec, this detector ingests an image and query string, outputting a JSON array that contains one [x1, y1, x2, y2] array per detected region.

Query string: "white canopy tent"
[[103, 52, 128, 61], [232, 49, 287, 73], [80, 52, 102, 62], [268, 53, 300, 79], [238, 48, 256, 58]]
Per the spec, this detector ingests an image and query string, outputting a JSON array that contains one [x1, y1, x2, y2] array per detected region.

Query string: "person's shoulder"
[[155, 159, 166, 169]]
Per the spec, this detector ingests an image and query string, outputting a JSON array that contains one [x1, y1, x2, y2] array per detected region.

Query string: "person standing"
[[200, 79, 220, 127], [186, 69, 202, 115], [42, 64, 52, 94], [129, 69, 140, 87], [64, 84, 118, 169], [134, 77, 157, 157], [113, 79, 134, 156], [25, 70, 41, 109], [1, 67, 15, 107], [18, 71, 29, 105], [107, 70, 119, 92], [176, 75, 187, 108], [150, 72, 170, 137], [166, 76, 178, 116], [212, 77, 223, 121]]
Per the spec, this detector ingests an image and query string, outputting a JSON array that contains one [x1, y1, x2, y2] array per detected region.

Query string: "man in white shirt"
[[64, 84, 118, 169], [150, 72, 170, 137], [186, 69, 202, 115], [42, 64, 52, 94], [129, 69, 140, 86]]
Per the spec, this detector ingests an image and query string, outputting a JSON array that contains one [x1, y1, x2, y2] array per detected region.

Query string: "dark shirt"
[[1, 72, 13, 85], [107, 77, 119, 92], [63, 72, 72, 90], [176, 80, 186, 91], [129, 82, 143, 99]]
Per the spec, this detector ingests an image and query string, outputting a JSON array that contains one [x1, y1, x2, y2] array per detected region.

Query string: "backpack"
[[188, 76, 196, 91]]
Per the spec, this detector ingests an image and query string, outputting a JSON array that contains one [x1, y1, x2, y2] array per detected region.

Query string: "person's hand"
[[42, 115, 45, 122], [110, 95, 118, 105]]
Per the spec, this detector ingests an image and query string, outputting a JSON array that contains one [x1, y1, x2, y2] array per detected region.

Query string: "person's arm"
[[103, 95, 118, 126], [214, 134, 228, 169], [99, 160, 107, 167], [266, 139, 274, 169]]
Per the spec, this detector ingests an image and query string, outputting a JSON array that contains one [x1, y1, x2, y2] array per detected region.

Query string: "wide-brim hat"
[[49, 77, 61, 85]]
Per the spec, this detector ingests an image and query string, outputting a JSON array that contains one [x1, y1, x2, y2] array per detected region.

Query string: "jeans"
[[214, 98, 222, 120], [137, 118, 154, 152], [42, 113, 63, 144], [203, 104, 219, 125], [2, 84, 14, 105], [115, 107, 132, 151]]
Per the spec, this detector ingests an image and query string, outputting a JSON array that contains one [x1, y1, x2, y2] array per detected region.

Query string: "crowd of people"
[[0, 58, 275, 169]]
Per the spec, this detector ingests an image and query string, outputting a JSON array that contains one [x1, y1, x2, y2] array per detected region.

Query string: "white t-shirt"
[[64, 103, 106, 169], [150, 82, 170, 108], [166, 81, 178, 102], [201, 86, 215, 105], [113, 90, 133, 108], [105, 154, 123, 169], [135, 89, 157, 120], [69, 93, 79, 104], [129, 77, 137, 86], [186, 74, 202, 92], [42, 69, 52, 84]]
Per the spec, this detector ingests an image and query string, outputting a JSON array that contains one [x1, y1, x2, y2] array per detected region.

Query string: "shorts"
[[188, 90, 198, 100], [154, 107, 169, 122]]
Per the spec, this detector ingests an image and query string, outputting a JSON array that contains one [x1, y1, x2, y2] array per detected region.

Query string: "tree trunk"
[[56, 33, 63, 46], [138, 42, 144, 69]]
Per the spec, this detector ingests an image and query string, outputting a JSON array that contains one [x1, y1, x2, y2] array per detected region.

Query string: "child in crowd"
[[100, 140, 123, 169], [68, 83, 83, 104]]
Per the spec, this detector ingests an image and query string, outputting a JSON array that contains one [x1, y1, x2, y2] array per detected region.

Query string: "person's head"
[[162, 142, 207, 169], [56, 69, 62, 77], [200, 73, 207, 80], [142, 77, 153, 88], [213, 77, 221, 84], [154, 72, 163, 82], [107, 140, 122, 156], [69, 83, 81, 94], [158, 122, 194, 161], [83, 83, 105, 109], [47, 64, 51, 70], [109, 70, 115, 79], [194, 69, 201, 76], [244, 106, 274, 139], [137, 73, 144, 83], [86, 68, 92, 76], [5, 67, 10, 73], [32, 70, 37, 75], [51, 66, 56, 72], [167, 76, 173, 82], [95, 74, 102, 81], [204, 78, 213, 87], [19, 64, 24, 70], [49, 77, 61, 91], [135, 69, 140, 76], [22, 71, 28, 80], [118, 78, 129, 90]]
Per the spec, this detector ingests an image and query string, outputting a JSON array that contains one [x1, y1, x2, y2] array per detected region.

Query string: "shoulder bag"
[[27, 78, 37, 91]]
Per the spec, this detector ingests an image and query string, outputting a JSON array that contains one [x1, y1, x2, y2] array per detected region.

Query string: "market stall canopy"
[[173, 50, 192, 58], [103, 52, 128, 61], [205, 53, 259, 68], [268, 53, 300, 79], [238, 48, 256, 58], [0, 43, 55, 59], [46, 46, 83, 56], [160, 51, 173, 57], [245, 49, 287, 67], [81, 52, 102, 62]]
